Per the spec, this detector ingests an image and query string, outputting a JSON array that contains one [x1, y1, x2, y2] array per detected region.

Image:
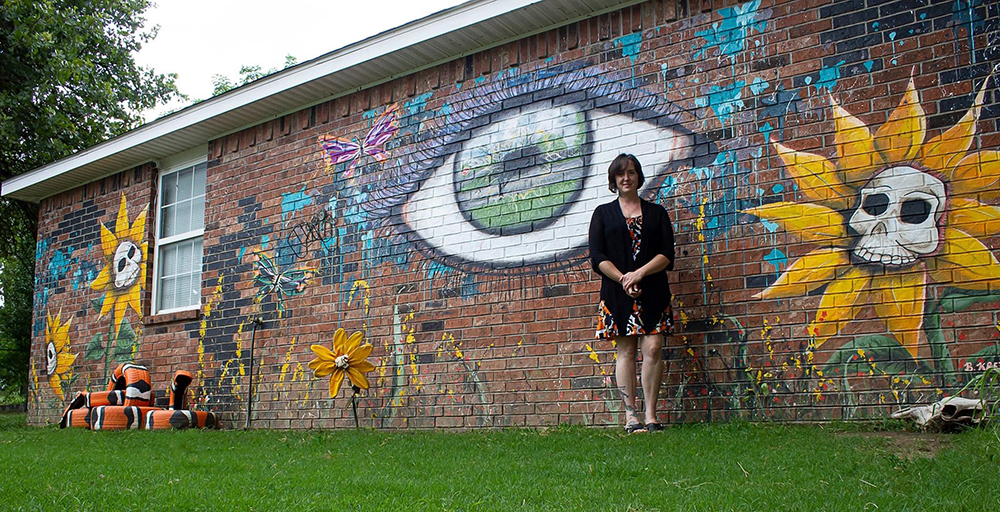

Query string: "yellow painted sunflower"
[[90, 194, 148, 334], [44, 311, 75, 400], [745, 76, 999, 358], [309, 328, 375, 398]]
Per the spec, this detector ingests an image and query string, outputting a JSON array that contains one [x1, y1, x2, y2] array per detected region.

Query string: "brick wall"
[[28, 0, 1000, 428]]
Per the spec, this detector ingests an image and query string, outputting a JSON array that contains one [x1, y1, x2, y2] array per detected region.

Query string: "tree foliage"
[[0, 0, 181, 402], [211, 55, 298, 96]]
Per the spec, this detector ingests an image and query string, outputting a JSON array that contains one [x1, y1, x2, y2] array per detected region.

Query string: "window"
[[153, 155, 206, 314]]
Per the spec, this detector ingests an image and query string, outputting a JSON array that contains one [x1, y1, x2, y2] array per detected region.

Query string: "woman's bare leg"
[[640, 334, 664, 424], [615, 336, 641, 426]]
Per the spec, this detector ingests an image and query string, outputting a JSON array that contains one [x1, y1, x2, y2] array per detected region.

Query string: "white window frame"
[[152, 147, 208, 315]]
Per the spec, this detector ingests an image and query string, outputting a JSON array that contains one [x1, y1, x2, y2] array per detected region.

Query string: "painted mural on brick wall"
[[29, 0, 1000, 426], [29, 194, 146, 413], [194, 0, 1000, 426]]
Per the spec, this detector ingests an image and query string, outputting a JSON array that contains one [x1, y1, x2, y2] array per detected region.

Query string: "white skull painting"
[[848, 166, 945, 266], [46, 341, 58, 375], [113, 241, 143, 289]]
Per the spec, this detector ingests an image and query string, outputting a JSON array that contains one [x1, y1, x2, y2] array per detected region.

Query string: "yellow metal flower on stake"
[[309, 328, 375, 427]]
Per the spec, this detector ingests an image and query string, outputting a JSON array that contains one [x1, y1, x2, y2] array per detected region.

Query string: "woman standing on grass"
[[588, 154, 675, 433]]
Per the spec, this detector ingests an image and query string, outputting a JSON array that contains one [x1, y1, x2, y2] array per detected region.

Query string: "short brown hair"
[[607, 154, 644, 193]]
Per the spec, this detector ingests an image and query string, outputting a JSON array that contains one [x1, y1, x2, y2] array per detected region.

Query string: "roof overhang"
[[2, 0, 643, 203]]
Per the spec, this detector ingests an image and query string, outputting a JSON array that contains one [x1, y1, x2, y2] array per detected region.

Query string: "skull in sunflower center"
[[113, 241, 142, 289], [46, 341, 58, 375], [849, 166, 945, 266]]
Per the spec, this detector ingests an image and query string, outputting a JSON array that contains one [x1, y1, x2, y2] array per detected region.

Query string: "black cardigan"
[[588, 198, 675, 331]]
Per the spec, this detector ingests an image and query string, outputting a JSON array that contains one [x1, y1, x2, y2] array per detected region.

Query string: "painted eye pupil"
[[127, 245, 136, 258], [862, 193, 889, 216], [117, 258, 127, 273], [900, 199, 931, 224]]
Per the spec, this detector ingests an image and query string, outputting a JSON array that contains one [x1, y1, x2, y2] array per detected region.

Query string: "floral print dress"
[[595, 215, 673, 339]]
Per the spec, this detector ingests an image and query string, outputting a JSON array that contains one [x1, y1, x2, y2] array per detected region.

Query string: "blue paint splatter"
[[695, 81, 746, 123], [362, 107, 380, 120], [761, 219, 780, 232], [281, 186, 312, 222], [763, 248, 787, 275], [404, 92, 433, 117], [426, 260, 452, 279], [804, 76, 813, 85], [872, 22, 879, 30], [48, 249, 74, 282], [693, 0, 768, 60], [35, 238, 49, 261], [440, 102, 453, 116], [889, 31, 897, 41], [771, 183, 784, 194], [749, 77, 770, 95], [614, 32, 643, 65], [461, 274, 479, 299], [816, 60, 845, 92], [759, 121, 774, 141], [237, 246, 246, 261], [863, 60, 874, 72], [544, 56, 554, 64], [455, 82, 462, 91], [474, 76, 486, 86]]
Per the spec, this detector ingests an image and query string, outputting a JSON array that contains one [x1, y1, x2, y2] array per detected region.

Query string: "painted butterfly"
[[318, 103, 400, 178], [251, 251, 316, 311]]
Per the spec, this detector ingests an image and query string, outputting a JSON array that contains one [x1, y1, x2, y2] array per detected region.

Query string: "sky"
[[135, 0, 467, 120]]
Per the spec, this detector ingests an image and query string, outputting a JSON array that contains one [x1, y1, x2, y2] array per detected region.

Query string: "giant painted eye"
[[113, 241, 142, 289], [396, 69, 697, 273]]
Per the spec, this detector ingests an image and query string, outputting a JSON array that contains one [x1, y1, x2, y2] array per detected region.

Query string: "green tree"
[[0, 0, 181, 403], [211, 55, 298, 96]]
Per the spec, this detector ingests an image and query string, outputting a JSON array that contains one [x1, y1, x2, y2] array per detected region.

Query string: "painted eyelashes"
[[387, 68, 700, 273]]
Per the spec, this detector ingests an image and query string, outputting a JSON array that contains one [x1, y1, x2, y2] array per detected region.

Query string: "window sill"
[[144, 308, 200, 325]]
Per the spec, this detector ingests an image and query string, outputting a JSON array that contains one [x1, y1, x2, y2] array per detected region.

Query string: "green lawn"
[[1, 412, 998, 510]]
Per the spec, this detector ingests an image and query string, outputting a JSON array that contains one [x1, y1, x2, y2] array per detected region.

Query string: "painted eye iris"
[[396, 69, 697, 273], [117, 257, 128, 273], [127, 245, 136, 259], [453, 104, 589, 236]]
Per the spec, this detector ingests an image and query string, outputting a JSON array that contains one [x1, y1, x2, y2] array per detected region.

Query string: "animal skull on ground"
[[849, 166, 945, 266]]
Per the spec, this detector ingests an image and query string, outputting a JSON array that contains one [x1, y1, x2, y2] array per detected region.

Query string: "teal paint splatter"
[[693, 0, 768, 60], [426, 260, 452, 279], [237, 246, 246, 261], [889, 31, 897, 41], [614, 32, 643, 65], [872, 22, 879, 30], [404, 92, 433, 117], [863, 60, 874, 72], [474, 76, 486, 86], [695, 81, 746, 123], [804, 76, 813, 85], [48, 249, 74, 282], [771, 184, 784, 194], [763, 248, 787, 275], [362, 107, 380, 120], [759, 121, 774, 141], [816, 60, 845, 92], [544, 56, 554, 64], [281, 186, 312, 222], [749, 76, 770, 95], [761, 219, 779, 232], [440, 102, 453, 116]]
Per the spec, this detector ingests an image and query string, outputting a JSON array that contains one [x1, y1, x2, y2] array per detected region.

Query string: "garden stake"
[[351, 384, 361, 429], [246, 316, 263, 430]]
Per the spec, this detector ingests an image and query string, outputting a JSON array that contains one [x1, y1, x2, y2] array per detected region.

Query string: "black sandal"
[[645, 422, 665, 432], [624, 421, 646, 433]]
